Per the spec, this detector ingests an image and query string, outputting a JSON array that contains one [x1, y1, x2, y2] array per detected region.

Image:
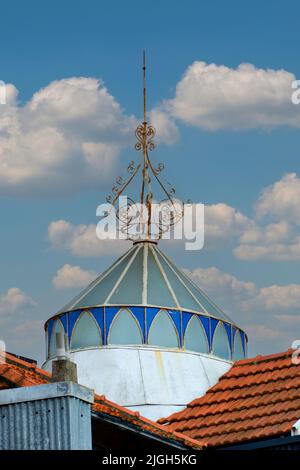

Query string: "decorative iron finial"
[[143, 50, 146, 124], [104, 52, 185, 241]]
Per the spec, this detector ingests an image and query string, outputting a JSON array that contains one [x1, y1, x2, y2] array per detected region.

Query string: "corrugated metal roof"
[[56, 241, 233, 323], [0, 394, 92, 450]]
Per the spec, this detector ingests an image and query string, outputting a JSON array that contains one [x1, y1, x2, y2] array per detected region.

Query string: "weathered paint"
[[43, 346, 232, 420]]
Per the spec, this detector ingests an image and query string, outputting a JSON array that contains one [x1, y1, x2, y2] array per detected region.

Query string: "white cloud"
[[256, 173, 300, 223], [0, 77, 136, 196], [204, 203, 250, 241], [185, 265, 300, 353], [0, 288, 35, 319], [234, 173, 300, 261], [53, 264, 96, 289], [43, 173, 293, 262], [175, 173, 300, 260], [186, 266, 256, 305], [239, 221, 291, 244], [1, 61, 299, 198], [234, 237, 300, 261], [243, 284, 300, 311], [163, 61, 300, 130], [187, 265, 300, 314], [48, 219, 127, 257], [149, 109, 179, 145], [3, 84, 19, 106]]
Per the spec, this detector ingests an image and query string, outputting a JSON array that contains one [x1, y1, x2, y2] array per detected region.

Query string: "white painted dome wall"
[[43, 345, 232, 421]]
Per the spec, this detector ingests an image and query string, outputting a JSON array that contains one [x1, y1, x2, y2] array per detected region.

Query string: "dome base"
[[43, 345, 232, 420]]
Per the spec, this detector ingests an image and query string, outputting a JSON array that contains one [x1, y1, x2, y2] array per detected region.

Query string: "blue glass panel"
[[199, 316, 210, 342], [184, 316, 209, 353], [168, 310, 181, 341], [240, 331, 247, 355], [146, 307, 160, 335], [182, 312, 194, 336], [210, 318, 219, 350], [108, 309, 143, 345], [148, 311, 179, 348], [232, 328, 237, 353], [130, 307, 146, 342], [105, 306, 121, 342], [212, 322, 231, 360], [68, 310, 82, 341], [90, 307, 104, 335], [60, 315, 68, 334], [224, 323, 233, 354], [70, 311, 102, 350], [233, 327, 237, 341]]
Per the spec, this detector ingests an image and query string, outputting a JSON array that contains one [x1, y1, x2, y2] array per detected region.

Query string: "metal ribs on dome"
[[57, 241, 234, 323]]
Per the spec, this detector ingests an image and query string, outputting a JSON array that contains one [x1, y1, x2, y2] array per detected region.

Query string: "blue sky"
[[1, 0, 300, 363]]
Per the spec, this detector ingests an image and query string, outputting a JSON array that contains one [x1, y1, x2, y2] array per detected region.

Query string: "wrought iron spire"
[[134, 51, 156, 237], [105, 52, 184, 242]]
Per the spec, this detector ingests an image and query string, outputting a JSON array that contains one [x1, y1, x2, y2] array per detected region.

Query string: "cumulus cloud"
[[46, 172, 299, 262], [0, 77, 137, 196], [256, 173, 300, 223], [204, 203, 250, 242], [149, 109, 179, 145], [53, 264, 96, 289], [1, 61, 300, 198], [0, 288, 35, 319], [48, 219, 127, 257], [162, 61, 300, 130], [187, 265, 300, 314], [234, 173, 300, 261], [243, 284, 300, 311], [186, 265, 300, 354], [234, 237, 300, 261], [239, 221, 291, 244], [194, 173, 300, 260], [185, 266, 256, 309]]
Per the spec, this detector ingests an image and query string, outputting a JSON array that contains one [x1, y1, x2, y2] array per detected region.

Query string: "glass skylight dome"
[[45, 241, 247, 362]]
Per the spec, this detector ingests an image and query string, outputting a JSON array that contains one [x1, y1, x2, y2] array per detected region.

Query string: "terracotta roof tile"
[[159, 349, 300, 447], [92, 396, 203, 449]]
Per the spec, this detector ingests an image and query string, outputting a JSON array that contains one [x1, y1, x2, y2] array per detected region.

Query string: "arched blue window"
[[108, 309, 143, 345], [233, 331, 245, 361], [49, 319, 65, 358], [70, 311, 102, 350], [212, 322, 231, 360], [148, 310, 179, 348], [184, 316, 208, 353]]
